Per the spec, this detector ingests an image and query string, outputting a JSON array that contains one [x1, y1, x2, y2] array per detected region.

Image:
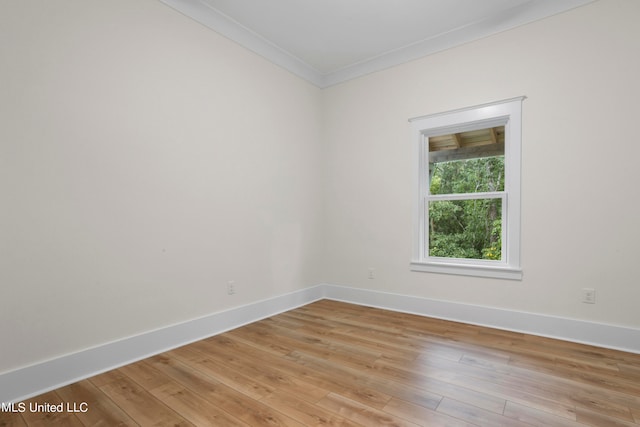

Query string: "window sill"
[[410, 261, 522, 280]]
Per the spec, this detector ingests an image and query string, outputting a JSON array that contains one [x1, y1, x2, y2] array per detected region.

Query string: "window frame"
[[410, 97, 524, 280]]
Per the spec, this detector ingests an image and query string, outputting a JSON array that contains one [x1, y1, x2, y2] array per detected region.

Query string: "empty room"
[[2, 0, 639, 425]]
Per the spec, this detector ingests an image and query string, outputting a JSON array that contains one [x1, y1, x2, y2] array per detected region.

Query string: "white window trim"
[[410, 97, 524, 280]]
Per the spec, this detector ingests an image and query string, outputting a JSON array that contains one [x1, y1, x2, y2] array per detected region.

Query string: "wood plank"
[[457, 355, 578, 420], [453, 133, 462, 148], [285, 347, 444, 412], [383, 397, 476, 427], [149, 380, 248, 426], [144, 354, 305, 426], [317, 392, 421, 427], [169, 346, 275, 400], [371, 357, 507, 414], [436, 397, 531, 427], [260, 389, 359, 426], [284, 350, 393, 410], [575, 406, 639, 427], [191, 336, 330, 402], [117, 360, 172, 390], [88, 369, 128, 388], [54, 379, 137, 426], [503, 401, 583, 427], [98, 375, 193, 426]]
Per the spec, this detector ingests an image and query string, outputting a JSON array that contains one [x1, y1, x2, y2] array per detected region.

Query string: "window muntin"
[[410, 97, 523, 280]]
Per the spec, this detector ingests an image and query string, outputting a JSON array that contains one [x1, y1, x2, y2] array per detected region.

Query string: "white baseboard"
[[322, 283, 640, 355], [0, 285, 325, 404], [3, 283, 639, 404]]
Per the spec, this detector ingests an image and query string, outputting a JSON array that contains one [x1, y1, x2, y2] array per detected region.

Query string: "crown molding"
[[159, 0, 325, 86], [160, 0, 594, 88], [323, 0, 595, 87]]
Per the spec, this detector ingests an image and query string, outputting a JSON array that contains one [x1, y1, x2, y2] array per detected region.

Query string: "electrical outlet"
[[581, 288, 595, 304], [227, 280, 236, 295], [368, 268, 375, 279]]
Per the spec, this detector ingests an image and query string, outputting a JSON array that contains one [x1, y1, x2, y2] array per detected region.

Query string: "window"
[[410, 97, 524, 280]]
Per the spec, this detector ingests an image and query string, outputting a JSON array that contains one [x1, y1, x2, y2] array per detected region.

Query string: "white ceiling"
[[160, 0, 594, 87]]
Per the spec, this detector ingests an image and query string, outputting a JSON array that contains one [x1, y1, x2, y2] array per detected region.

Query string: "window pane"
[[428, 198, 502, 260], [430, 156, 504, 195], [428, 126, 505, 195]]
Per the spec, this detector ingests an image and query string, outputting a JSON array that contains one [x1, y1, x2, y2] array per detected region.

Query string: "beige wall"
[[2, 0, 639, 377], [322, 0, 640, 327], [0, 0, 323, 374]]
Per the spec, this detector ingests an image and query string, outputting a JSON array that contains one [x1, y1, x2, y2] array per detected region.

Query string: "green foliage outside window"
[[429, 157, 504, 260]]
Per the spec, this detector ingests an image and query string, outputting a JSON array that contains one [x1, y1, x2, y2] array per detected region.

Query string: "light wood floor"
[[2, 300, 640, 426]]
